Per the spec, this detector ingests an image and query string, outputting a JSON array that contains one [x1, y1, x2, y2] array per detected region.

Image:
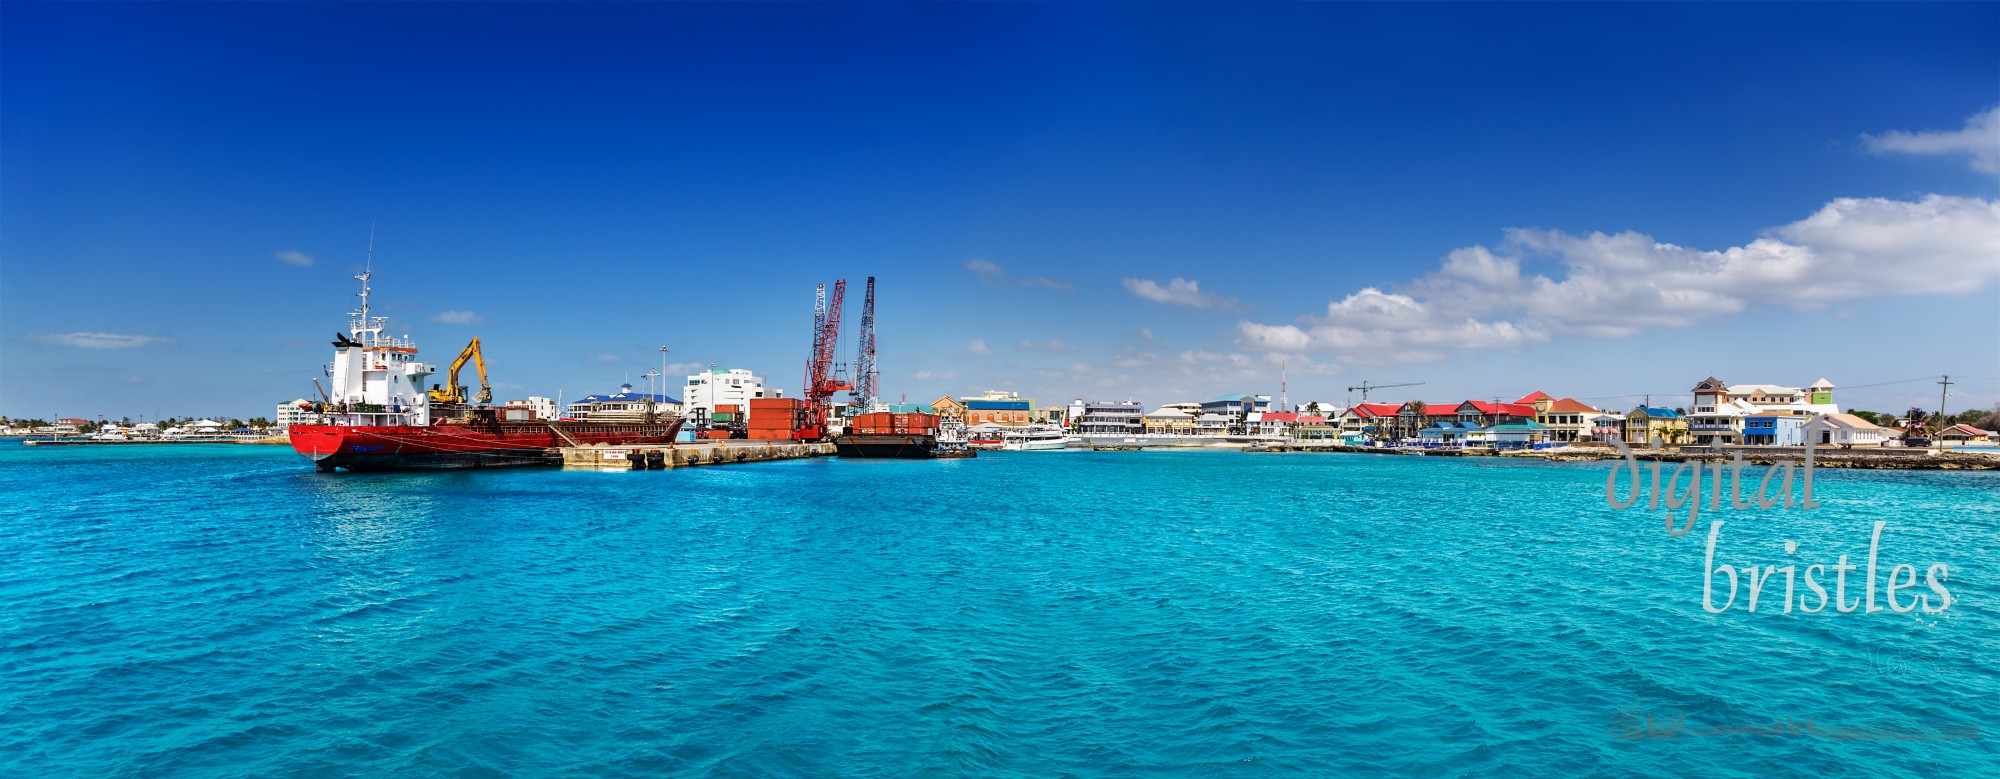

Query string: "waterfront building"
[[1825, 413, 1891, 447], [1039, 405, 1068, 427], [1070, 399, 1145, 436], [1417, 420, 1475, 447], [502, 396, 559, 422], [1743, 410, 1810, 446], [1589, 413, 1625, 442], [1466, 421, 1551, 449], [1394, 401, 1461, 441], [275, 400, 317, 432], [1937, 423, 1998, 445], [683, 368, 779, 421], [1338, 403, 1401, 438], [1143, 406, 1196, 435], [1455, 400, 1537, 429], [1514, 392, 1602, 442], [566, 384, 680, 422], [930, 396, 967, 420], [1625, 406, 1687, 446], [1200, 394, 1272, 418], [1194, 412, 1232, 436], [1255, 412, 1325, 437]]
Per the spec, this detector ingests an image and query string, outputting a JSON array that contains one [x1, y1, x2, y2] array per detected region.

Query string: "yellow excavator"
[[428, 337, 493, 405]]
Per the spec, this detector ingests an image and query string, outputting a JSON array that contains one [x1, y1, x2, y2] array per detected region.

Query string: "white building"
[[683, 368, 782, 420], [276, 400, 318, 431], [1824, 413, 1890, 447], [503, 396, 560, 421], [566, 384, 680, 421]]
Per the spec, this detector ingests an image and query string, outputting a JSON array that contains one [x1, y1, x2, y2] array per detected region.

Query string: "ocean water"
[[3, 444, 1997, 777]]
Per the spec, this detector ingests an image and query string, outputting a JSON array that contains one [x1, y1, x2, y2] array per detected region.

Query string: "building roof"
[[1940, 423, 1996, 437], [1824, 413, 1880, 430], [1145, 407, 1192, 419], [1481, 421, 1551, 431], [1809, 378, 1835, 389], [1729, 383, 1803, 396], [1346, 403, 1402, 418], [1460, 400, 1538, 416], [576, 391, 679, 403], [1516, 391, 1555, 404], [1693, 376, 1727, 392], [1631, 406, 1683, 418], [1545, 397, 1599, 413], [1202, 393, 1265, 405]]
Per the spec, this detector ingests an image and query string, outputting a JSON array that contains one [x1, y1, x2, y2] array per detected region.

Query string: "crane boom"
[[855, 276, 877, 409], [428, 337, 492, 405], [799, 280, 849, 440], [1346, 380, 1424, 403]]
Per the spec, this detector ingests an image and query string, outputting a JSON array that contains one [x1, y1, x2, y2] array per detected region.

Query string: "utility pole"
[[1938, 374, 1952, 429]]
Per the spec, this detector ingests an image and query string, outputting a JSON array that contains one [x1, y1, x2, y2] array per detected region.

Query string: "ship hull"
[[833, 433, 938, 459], [291, 420, 682, 472]]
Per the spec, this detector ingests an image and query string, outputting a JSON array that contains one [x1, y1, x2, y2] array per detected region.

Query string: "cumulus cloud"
[[273, 249, 315, 267], [593, 352, 622, 363], [1237, 194, 2000, 363], [428, 310, 487, 325], [911, 369, 958, 380], [1122, 277, 1241, 310], [964, 258, 1073, 292], [1018, 338, 1078, 353], [966, 339, 992, 355], [1864, 105, 2000, 175], [31, 332, 174, 349]]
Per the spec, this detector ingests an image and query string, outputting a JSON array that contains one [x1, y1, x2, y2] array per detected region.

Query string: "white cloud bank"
[[1864, 105, 2000, 176], [1122, 277, 1241, 311], [966, 339, 993, 355], [273, 249, 315, 267], [1238, 194, 2000, 363], [31, 332, 174, 349]]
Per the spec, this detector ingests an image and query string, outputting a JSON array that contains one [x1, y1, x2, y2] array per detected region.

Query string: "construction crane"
[[428, 337, 492, 405], [799, 281, 851, 440], [854, 276, 878, 409], [1347, 380, 1423, 404]]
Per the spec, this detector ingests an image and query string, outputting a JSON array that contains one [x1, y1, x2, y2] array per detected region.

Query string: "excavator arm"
[[427, 337, 491, 405]]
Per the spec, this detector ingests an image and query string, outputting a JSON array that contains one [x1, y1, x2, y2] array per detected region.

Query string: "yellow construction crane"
[[428, 337, 492, 405]]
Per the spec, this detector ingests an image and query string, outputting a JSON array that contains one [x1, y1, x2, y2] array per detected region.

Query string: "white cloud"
[[1237, 194, 2000, 363], [273, 249, 315, 267], [1019, 338, 1078, 353], [911, 369, 958, 380], [1122, 277, 1240, 310], [965, 258, 1073, 292], [429, 310, 487, 325], [966, 339, 992, 355], [593, 352, 622, 363], [1864, 105, 2000, 175], [31, 332, 174, 349]]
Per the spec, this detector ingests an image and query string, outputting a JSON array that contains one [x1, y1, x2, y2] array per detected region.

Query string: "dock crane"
[[1347, 380, 1424, 404], [428, 337, 492, 405], [798, 281, 852, 441]]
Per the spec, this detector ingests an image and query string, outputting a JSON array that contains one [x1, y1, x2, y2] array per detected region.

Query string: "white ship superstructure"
[[324, 269, 434, 427]]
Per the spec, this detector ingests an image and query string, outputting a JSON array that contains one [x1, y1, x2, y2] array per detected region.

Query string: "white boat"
[[1000, 425, 1070, 451]]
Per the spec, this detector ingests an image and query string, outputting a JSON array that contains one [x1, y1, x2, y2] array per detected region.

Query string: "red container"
[[716, 404, 742, 413]]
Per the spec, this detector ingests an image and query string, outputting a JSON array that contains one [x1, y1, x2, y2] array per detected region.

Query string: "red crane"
[[854, 276, 878, 409], [799, 280, 850, 440]]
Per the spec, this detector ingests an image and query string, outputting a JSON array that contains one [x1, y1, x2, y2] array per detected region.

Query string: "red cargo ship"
[[289, 269, 680, 472]]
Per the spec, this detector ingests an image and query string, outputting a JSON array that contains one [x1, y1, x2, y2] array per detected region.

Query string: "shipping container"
[[711, 412, 737, 422], [716, 404, 742, 413]]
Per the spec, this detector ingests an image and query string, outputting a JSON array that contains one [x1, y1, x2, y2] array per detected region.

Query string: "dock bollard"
[[645, 450, 665, 469]]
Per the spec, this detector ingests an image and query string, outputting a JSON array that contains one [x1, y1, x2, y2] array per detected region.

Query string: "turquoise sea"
[[3, 444, 1997, 777]]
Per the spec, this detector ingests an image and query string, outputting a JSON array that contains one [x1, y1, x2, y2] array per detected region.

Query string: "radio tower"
[[855, 277, 878, 409]]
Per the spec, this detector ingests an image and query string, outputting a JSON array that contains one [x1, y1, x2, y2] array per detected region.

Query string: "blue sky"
[[4, 2, 1997, 421]]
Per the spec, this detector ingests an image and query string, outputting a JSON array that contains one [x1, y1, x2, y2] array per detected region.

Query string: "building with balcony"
[[1069, 399, 1145, 436]]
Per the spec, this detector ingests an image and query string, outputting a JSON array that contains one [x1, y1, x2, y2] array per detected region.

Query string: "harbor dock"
[[558, 440, 837, 470]]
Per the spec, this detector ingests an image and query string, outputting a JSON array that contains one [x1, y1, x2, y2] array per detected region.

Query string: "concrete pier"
[[558, 440, 837, 470]]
